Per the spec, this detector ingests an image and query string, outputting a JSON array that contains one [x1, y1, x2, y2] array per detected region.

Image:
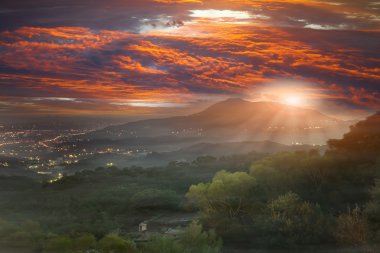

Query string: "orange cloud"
[[0, 23, 379, 115]]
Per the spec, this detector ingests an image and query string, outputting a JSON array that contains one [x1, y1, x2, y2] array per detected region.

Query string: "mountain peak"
[[192, 98, 339, 123], [212, 98, 291, 108], [93, 97, 349, 145], [223, 97, 246, 103], [200, 99, 285, 115], [209, 98, 250, 108]]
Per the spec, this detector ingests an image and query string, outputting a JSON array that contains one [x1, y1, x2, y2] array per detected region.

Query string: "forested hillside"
[[1, 113, 380, 252]]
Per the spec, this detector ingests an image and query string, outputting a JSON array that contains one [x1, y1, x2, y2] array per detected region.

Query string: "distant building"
[[139, 222, 147, 232]]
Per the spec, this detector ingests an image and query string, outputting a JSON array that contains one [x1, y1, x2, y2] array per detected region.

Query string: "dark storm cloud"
[[0, 0, 193, 31], [1, 0, 379, 31]]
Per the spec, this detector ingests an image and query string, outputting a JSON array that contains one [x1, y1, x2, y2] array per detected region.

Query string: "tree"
[[73, 233, 97, 252], [98, 234, 137, 253], [365, 179, 380, 242], [249, 151, 375, 211], [180, 221, 222, 253], [264, 192, 328, 245], [2, 220, 44, 248], [141, 221, 222, 253], [142, 236, 184, 253], [187, 170, 258, 219], [44, 235, 73, 253], [186, 171, 260, 241], [336, 206, 369, 246]]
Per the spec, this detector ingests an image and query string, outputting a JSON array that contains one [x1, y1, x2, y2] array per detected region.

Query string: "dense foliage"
[[187, 113, 380, 249], [1, 113, 380, 252]]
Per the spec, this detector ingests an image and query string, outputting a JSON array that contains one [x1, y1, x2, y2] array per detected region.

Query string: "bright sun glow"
[[284, 95, 302, 106], [189, 10, 253, 19]]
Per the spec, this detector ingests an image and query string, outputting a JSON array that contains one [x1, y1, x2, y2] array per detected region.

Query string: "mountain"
[[87, 98, 351, 145]]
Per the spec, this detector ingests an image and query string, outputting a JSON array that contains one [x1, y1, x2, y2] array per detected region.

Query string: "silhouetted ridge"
[[328, 112, 380, 160]]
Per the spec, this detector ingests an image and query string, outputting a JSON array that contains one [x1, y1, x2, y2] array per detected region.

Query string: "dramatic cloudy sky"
[[0, 0, 379, 119]]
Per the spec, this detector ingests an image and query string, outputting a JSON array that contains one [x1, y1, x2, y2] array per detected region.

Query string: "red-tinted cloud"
[[0, 21, 379, 117]]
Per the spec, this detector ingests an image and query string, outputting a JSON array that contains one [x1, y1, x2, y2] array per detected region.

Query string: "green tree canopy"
[[44, 235, 73, 253], [187, 170, 258, 219], [181, 221, 222, 253], [98, 234, 137, 253], [265, 192, 328, 245], [73, 233, 97, 252]]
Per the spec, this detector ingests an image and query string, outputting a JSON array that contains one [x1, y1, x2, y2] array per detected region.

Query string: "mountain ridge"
[[89, 99, 350, 145]]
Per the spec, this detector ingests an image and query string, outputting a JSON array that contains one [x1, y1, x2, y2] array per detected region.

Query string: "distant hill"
[[143, 141, 327, 166], [170, 140, 324, 157], [64, 141, 326, 169], [88, 98, 350, 145]]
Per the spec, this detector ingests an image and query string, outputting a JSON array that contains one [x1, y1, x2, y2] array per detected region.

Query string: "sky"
[[0, 0, 379, 120]]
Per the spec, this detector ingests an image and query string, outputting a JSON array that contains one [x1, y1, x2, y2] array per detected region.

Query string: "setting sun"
[[284, 95, 303, 106]]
